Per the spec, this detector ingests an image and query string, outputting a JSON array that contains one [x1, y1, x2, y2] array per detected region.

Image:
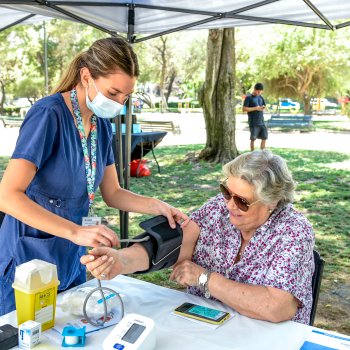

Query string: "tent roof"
[[0, 1, 349, 41]]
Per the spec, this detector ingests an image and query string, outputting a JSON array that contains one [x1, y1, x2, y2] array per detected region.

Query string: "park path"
[[143, 112, 350, 169], [153, 112, 349, 151], [1, 113, 349, 168]]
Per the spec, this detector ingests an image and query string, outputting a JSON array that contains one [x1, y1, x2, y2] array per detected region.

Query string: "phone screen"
[[188, 305, 226, 321], [175, 303, 230, 324]]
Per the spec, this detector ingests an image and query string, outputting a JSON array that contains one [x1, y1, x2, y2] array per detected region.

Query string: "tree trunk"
[[165, 68, 176, 103], [303, 93, 312, 115], [199, 28, 239, 163], [158, 37, 168, 112], [0, 80, 5, 114]]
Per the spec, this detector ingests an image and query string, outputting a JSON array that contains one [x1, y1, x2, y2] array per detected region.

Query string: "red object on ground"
[[130, 159, 151, 177]]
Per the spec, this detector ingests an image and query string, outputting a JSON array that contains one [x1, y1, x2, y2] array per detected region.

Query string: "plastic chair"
[[0, 211, 4, 227], [310, 250, 325, 326]]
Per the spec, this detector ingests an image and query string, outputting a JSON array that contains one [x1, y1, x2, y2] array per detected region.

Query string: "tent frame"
[[1, 1, 350, 42]]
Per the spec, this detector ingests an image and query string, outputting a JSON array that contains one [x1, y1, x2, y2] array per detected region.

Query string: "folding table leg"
[[151, 141, 161, 174], [136, 142, 143, 177]]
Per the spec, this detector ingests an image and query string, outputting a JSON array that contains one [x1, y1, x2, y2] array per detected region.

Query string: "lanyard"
[[70, 88, 97, 217]]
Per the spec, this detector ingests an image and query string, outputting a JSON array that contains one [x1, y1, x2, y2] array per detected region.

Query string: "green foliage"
[[43, 20, 107, 90], [3, 21, 350, 112], [0, 19, 108, 105], [14, 77, 44, 102], [255, 26, 350, 103], [343, 103, 350, 118], [0, 27, 28, 110], [153, 100, 201, 111], [135, 31, 206, 100], [2, 106, 21, 116]]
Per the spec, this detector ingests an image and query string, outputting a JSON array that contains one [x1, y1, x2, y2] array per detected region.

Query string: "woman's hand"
[[71, 225, 120, 248], [80, 247, 122, 280], [155, 200, 190, 229], [170, 259, 205, 287]]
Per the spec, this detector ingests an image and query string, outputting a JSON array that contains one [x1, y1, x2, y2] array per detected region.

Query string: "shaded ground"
[[316, 282, 350, 334]]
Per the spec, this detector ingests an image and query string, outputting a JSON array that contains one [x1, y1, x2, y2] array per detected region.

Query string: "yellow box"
[[12, 259, 60, 331]]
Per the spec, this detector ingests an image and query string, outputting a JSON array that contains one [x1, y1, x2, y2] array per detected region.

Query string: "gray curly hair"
[[223, 150, 295, 208]]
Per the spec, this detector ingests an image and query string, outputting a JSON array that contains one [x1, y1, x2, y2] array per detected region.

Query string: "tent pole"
[[43, 1, 117, 36], [0, 13, 35, 32], [119, 4, 135, 246], [115, 114, 125, 247], [303, 0, 334, 30]]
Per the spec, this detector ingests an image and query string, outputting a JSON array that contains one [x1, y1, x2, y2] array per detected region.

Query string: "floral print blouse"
[[188, 194, 315, 324]]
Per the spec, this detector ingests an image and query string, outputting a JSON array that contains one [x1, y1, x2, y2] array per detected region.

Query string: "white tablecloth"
[[1, 275, 315, 350]]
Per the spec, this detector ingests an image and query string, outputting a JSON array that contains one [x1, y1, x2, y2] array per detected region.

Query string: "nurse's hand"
[[71, 225, 120, 248], [80, 247, 121, 280], [155, 200, 190, 229]]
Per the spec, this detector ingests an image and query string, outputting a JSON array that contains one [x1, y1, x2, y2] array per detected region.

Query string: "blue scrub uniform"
[[0, 93, 115, 315]]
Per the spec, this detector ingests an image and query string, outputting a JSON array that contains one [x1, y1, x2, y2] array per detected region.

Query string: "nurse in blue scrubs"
[[0, 37, 188, 316]]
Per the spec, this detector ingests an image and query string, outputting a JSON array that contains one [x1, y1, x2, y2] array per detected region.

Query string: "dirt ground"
[[316, 281, 350, 334]]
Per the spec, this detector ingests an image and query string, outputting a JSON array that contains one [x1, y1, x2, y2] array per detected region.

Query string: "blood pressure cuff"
[[127, 215, 183, 273]]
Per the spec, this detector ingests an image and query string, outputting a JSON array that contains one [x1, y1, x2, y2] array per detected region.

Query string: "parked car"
[[5, 98, 31, 108], [311, 98, 338, 109], [278, 98, 300, 111]]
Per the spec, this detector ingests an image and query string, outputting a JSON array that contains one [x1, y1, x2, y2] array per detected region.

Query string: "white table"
[[0, 275, 322, 350]]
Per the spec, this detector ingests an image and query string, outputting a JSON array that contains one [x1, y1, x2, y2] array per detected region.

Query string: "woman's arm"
[[209, 273, 298, 322], [81, 244, 151, 279], [170, 260, 298, 323], [81, 219, 201, 279], [0, 159, 118, 247], [99, 164, 189, 227]]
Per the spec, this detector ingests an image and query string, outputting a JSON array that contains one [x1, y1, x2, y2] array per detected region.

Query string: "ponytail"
[[52, 37, 139, 94], [52, 52, 87, 94]]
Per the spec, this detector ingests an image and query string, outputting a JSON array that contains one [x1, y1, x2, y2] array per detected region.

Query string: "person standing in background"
[[243, 83, 268, 151]]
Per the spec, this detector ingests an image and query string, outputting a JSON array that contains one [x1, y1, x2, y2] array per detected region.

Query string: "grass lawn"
[[312, 120, 350, 132], [1, 144, 349, 333]]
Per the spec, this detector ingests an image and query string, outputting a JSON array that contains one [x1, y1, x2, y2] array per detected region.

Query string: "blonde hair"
[[52, 37, 139, 93], [223, 150, 295, 208]]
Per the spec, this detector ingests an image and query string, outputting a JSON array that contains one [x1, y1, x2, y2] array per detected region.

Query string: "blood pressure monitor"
[[103, 313, 156, 350]]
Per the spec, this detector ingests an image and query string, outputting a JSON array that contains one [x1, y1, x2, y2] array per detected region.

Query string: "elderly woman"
[[81, 150, 315, 324]]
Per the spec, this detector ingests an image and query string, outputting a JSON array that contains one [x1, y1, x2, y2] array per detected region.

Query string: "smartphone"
[[174, 302, 230, 325]]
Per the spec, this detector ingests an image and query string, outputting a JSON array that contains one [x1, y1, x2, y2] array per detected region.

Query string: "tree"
[[134, 36, 172, 110], [176, 32, 206, 100], [14, 78, 43, 105], [257, 26, 350, 114], [154, 36, 170, 110], [134, 31, 207, 107], [0, 19, 108, 110], [0, 28, 27, 112], [46, 20, 107, 90], [199, 28, 239, 163]]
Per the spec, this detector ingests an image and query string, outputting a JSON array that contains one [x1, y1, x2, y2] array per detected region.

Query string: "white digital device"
[[103, 313, 156, 350]]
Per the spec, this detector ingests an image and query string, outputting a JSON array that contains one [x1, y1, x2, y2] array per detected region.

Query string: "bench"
[[138, 120, 181, 134], [313, 109, 337, 115], [0, 116, 24, 128], [266, 115, 313, 131]]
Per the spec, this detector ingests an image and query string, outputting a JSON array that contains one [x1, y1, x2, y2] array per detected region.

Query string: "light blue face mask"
[[86, 80, 124, 119]]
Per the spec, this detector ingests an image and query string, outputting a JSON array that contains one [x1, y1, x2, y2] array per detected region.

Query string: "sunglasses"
[[219, 183, 260, 212]]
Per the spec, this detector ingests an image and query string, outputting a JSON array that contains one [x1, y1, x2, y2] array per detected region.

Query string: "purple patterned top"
[[189, 194, 315, 324]]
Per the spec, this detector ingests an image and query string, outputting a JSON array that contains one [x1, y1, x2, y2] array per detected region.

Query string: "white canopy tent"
[[1, 1, 349, 239], [0, 1, 349, 41]]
